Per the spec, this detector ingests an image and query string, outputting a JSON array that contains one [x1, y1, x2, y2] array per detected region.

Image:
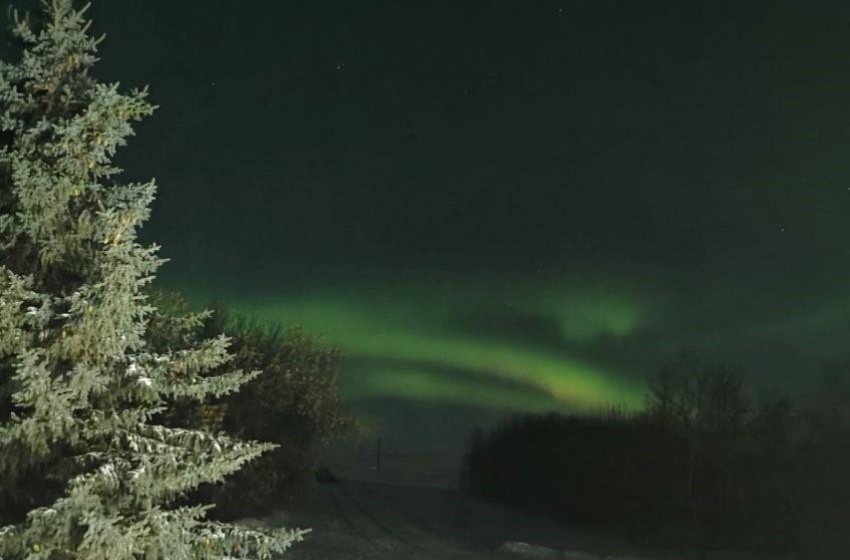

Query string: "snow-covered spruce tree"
[[0, 1, 306, 558]]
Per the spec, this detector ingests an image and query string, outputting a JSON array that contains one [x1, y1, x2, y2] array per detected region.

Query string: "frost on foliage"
[[0, 1, 307, 558]]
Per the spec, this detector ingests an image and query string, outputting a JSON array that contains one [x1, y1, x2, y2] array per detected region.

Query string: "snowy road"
[[248, 480, 718, 560], [287, 482, 495, 559]]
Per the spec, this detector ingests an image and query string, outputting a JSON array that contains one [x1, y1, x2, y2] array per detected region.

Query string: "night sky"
[[46, 1, 850, 449]]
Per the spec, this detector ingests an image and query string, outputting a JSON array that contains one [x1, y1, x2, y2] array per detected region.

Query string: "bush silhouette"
[[461, 358, 849, 557], [149, 292, 354, 519]]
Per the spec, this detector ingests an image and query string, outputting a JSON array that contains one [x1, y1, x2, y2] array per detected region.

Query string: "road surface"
[[243, 480, 740, 560]]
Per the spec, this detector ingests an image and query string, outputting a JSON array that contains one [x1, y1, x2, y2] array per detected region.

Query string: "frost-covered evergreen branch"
[[0, 1, 307, 558]]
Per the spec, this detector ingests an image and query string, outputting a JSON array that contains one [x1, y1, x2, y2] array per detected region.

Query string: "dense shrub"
[[461, 358, 850, 558], [462, 411, 665, 528], [788, 366, 850, 559], [148, 291, 354, 519]]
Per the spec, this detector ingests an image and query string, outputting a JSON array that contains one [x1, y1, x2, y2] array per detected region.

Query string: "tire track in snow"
[[323, 484, 376, 546], [336, 483, 416, 546]]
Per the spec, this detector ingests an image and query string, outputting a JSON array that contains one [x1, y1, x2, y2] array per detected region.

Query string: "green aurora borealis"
[[171, 272, 657, 413], [163, 263, 850, 423]]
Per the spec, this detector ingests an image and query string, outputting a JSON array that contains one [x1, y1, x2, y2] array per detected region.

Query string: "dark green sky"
[[34, 0, 850, 443]]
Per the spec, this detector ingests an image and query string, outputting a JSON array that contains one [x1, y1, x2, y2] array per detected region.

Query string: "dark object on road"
[[315, 466, 339, 484]]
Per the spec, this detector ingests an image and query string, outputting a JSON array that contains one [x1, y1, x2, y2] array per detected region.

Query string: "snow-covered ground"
[[245, 480, 759, 560]]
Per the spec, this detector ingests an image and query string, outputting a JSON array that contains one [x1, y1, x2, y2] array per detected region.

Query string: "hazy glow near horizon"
[[173, 274, 654, 413]]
